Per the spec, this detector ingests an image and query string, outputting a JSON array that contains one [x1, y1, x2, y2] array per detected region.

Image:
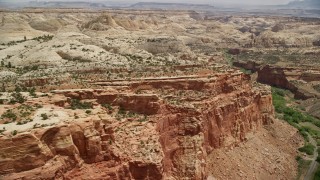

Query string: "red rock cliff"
[[0, 72, 274, 179], [156, 73, 274, 179]]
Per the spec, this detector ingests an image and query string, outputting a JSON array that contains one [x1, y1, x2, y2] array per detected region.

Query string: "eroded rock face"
[[54, 89, 161, 115], [257, 65, 297, 91], [0, 73, 275, 180], [0, 121, 102, 178], [20, 75, 71, 87], [233, 60, 261, 73], [157, 73, 274, 179], [0, 133, 53, 175], [256, 65, 320, 99], [254, 31, 313, 48], [234, 61, 320, 100]]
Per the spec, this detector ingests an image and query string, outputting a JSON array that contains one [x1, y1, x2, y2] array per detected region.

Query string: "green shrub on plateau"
[[69, 99, 92, 110]]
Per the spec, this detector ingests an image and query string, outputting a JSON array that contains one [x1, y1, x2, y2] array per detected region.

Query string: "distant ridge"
[[286, 0, 320, 9], [130, 2, 214, 10], [27, 1, 108, 8]]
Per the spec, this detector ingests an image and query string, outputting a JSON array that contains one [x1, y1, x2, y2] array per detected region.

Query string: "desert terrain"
[[0, 7, 319, 179]]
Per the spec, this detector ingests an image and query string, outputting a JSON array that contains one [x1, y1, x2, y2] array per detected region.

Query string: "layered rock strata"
[[0, 73, 274, 179]]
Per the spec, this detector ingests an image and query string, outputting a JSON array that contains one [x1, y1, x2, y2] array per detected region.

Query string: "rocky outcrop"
[[294, 89, 315, 100], [0, 73, 275, 179], [257, 65, 297, 92], [253, 31, 313, 48], [256, 65, 320, 100], [301, 72, 320, 82], [233, 60, 262, 73], [0, 133, 53, 175], [156, 73, 274, 179], [0, 121, 102, 178], [81, 14, 150, 31], [54, 89, 161, 115], [271, 24, 286, 32], [0, 119, 162, 180], [139, 38, 188, 55], [20, 75, 71, 87], [234, 61, 320, 100]]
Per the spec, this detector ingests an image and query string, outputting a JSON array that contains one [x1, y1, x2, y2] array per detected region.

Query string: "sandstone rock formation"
[[234, 61, 320, 100], [233, 60, 261, 73], [257, 65, 297, 91], [0, 73, 276, 179]]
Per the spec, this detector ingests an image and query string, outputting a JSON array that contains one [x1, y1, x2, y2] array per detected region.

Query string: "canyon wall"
[[0, 72, 274, 179], [156, 73, 274, 179], [234, 61, 320, 100]]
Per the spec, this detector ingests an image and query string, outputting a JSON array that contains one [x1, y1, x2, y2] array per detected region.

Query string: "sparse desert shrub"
[[35, 103, 43, 109], [296, 156, 302, 161], [9, 92, 26, 104], [82, 48, 90, 52], [314, 84, 320, 93], [32, 35, 53, 42], [102, 103, 113, 110], [41, 113, 48, 120], [16, 119, 32, 125], [0, 128, 5, 134], [28, 87, 37, 97], [7, 62, 12, 68], [14, 85, 22, 92], [69, 99, 92, 109], [1, 110, 17, 121], [118, 106, 126, 115], [12, 130, 18, 136]]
